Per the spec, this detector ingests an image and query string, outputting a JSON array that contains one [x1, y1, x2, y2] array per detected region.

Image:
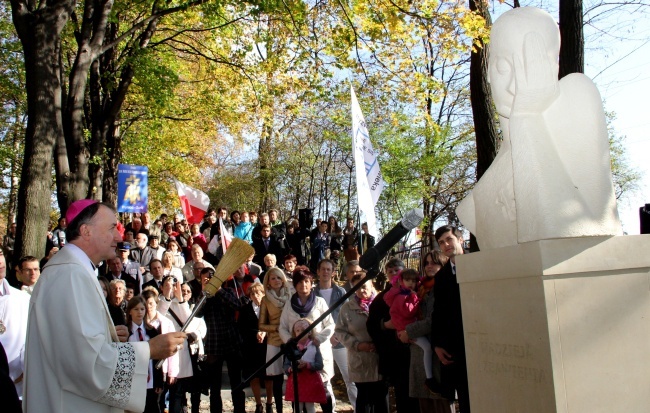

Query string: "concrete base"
[[456, 235, 650, 413]]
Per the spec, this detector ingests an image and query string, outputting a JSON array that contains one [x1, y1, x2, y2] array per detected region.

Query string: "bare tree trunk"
[[468, 0, 499, 252], [323, 146, 333, 219], [102, 124, 120, 207], [346, 164, 352, 217], [258, 122, 273, 212], [88, 58, 104, 201], [11, 0, 73, 260], [60, 0, 115, 207], [559, 0, 584, 78], [290, 163, 303, 217], [307, 154, 316, 209], [97, 19, 158, 206]]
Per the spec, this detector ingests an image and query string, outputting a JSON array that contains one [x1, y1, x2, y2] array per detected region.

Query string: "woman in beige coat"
[[335, 274, 388, 413], [259, 267, 292, 413]]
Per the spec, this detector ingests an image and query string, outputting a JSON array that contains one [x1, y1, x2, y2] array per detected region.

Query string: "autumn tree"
[[321, 0, 486, 231], [559, 0, 583, 77], [7, 0, 255, 258], [0, 3, 26, 228]]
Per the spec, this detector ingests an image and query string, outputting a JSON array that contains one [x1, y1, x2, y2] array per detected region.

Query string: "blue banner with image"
[[117, 164, 148, 213]]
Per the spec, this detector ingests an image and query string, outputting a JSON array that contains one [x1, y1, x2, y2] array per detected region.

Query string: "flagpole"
[[357, 207, 363, 256]]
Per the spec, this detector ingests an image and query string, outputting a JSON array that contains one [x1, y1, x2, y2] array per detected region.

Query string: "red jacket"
[[384, 284, 420, 332]]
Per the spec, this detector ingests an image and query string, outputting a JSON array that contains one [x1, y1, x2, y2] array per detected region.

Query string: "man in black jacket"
[[366, 258, 418, 413], [358, 222, 376, 255], [106, 256, 140, 295], [432, 225, 470, 412], [251, 224, 284, 273], [199, 266, 248, 413], [141, 259, 165, 293]]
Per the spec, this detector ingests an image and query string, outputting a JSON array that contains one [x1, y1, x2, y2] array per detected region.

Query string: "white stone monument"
[[455, 7, 650, 413], [456, 7, 621, 251]]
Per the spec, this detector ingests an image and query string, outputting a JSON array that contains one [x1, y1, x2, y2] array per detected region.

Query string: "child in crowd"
[[124, 286, 135, 302], [126, 296, 163, 413], [383, 269, 436, 391], [284, 318, 327, 413], [188, 223, 207, 252]]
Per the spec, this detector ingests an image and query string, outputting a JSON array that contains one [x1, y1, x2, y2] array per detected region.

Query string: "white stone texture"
[[457, 7, 621, 250], [456, 235, 650, 413]]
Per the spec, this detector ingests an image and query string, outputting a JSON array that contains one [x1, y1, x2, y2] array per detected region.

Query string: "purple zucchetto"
[[65, 199, 99, 224]]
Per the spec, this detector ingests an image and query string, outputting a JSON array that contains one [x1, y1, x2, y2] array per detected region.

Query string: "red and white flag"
[[219, 217, 232, 252], [174, 180, 210, 225]]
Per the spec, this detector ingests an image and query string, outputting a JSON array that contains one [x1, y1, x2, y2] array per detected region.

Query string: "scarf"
[[354, 292, 375, 314], [266, 286, 291, 309], [297, 338, 312, 351], [291, 291, 316, 317], [418, 275, 435, 299]]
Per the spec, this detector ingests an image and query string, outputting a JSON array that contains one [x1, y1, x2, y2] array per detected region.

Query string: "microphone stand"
[[357, 208, 363, 256]]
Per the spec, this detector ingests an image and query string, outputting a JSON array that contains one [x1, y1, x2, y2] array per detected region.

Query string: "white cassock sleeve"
[[24, 259, 150, 413]]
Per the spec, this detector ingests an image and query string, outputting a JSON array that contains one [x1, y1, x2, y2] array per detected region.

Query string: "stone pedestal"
[[456, 235, 650, 413]]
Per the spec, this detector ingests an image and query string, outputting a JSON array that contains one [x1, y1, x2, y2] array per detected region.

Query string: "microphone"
[[359, 209, 424, 271]]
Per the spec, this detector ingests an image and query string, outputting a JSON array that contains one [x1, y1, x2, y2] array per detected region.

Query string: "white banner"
[[351, 86, 385, 238]]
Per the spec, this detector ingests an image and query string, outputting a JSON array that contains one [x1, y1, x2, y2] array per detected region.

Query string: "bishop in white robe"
[[23, 200, 185, 413], [23, 244, 150, 412]]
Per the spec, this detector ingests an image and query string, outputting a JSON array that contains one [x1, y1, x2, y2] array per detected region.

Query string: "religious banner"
[[351, 86, 385, 237], [117, 164, 148, 213]]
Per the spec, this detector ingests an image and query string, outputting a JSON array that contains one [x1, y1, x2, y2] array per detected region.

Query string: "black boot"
[[272, 375, 284, 413], [320, 396, 333, 413]]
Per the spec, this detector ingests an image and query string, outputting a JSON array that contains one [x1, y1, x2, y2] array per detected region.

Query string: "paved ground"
[[183, 366, 354, 413]]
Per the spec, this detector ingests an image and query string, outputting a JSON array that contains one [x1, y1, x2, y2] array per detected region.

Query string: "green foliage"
[[606, 111, 641, 200], [131, 49, 181, 112], [0, 3, 25, 223]]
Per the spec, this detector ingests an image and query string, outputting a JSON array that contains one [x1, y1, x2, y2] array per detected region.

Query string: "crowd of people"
[[1, 203, 471, 413]]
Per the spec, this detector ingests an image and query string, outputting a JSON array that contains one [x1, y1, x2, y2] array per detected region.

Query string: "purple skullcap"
[[66, 199, 99, 224]]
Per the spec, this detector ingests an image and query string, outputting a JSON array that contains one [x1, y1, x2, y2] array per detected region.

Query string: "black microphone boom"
[[358, 209, 424, 271]]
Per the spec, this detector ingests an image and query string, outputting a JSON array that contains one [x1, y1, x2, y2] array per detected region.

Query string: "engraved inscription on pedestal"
[[478, 338, 547, 384]]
